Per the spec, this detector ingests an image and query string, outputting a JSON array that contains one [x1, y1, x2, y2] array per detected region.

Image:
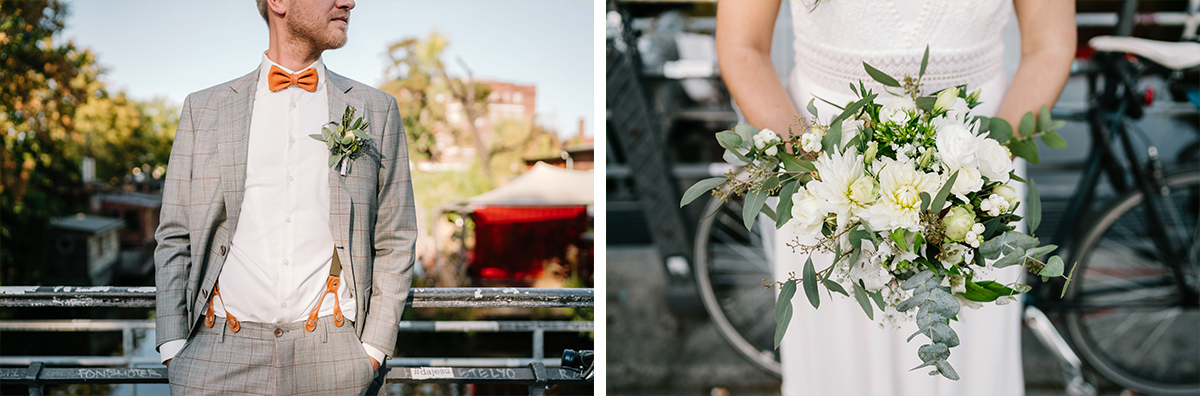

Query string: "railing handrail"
[[0, 286, 594, 308], [0, 319, 593, 332]]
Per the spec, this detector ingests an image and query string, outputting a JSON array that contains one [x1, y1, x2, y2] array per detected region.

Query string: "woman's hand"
[[995, 0, 1077, 135]]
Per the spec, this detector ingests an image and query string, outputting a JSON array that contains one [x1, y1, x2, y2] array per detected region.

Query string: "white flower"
[[949, 165, 984, 203], [943, 205, 977, 242], [976, 137, 1013, 183], [996, 295, 1017, 305], [979, 194, 1011, 217], [764, 146, 778, 156], [934, 86, 960, 113], [801, 131, 822, 153], [753, 128, 780, 149], [941, 243, 973, 266], [790, 186, 826, 235], [840, 119, 863, 149], [964, 223, 985, 248], [879, 97, 917, 124], [849, 239, 894, 291], [807, 149, 870, 230], [861, 158, 939, 232], [993, 185, 1020, 208], [940, 273, 967, 294], [935, 121, 980, 170], [945, 97, 971, 123], [956, 294, 984, 309]]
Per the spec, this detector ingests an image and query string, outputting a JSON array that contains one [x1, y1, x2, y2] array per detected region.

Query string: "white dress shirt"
[[160, 54, 385, 365]]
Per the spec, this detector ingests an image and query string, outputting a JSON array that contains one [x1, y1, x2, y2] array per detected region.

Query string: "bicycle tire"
[[1064, 170, 1200, 395], [694, 195, 782, 377]]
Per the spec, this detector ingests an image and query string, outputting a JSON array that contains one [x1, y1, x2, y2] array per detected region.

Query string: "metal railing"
[[0, 286, 594, 396]]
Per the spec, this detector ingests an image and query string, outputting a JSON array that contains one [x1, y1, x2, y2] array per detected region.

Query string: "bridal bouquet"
[[681, 49, 1074, 380]]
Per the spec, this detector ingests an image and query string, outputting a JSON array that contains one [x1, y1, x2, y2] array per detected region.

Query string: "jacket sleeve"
[[359, 95, 417, 356], [154, 94, 196, 350]]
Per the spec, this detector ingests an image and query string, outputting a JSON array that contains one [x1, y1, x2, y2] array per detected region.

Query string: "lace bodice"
[[789, 0, 1012, 94]]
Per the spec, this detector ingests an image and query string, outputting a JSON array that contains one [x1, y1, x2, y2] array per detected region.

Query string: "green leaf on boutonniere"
[[328, 154, 339, 167]]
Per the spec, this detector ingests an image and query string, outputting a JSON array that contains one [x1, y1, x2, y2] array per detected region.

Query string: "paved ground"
[[607, 245, 1139, 396]]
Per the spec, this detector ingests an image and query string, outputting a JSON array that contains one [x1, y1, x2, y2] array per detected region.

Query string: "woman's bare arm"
[[716, 0, 798, 136], [996, 0, 1077, 130]]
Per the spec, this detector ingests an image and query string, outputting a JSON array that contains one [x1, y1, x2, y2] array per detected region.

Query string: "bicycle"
[[691, 34, 1200, 395]]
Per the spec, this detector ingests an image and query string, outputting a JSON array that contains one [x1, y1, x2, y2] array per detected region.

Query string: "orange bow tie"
[[267, 65, 318, 92]]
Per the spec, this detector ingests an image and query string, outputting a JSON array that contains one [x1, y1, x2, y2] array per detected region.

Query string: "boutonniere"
[[310, 105, 374, 175]]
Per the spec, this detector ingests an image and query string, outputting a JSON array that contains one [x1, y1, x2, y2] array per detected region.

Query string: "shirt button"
[[287, 176, 294, 182], [289, 137, 295, 143], [283, 259, 290, 266], [286, 217, 292, 223], [281, 302, 288, 308], [290, 102, 297, 108], [274, 328, 283, 337]]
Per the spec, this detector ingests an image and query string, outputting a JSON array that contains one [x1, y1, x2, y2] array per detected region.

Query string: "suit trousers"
[[168, 315, 378, 395]]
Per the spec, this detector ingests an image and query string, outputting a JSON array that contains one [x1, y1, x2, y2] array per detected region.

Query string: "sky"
[[60, 0, 594, 138]]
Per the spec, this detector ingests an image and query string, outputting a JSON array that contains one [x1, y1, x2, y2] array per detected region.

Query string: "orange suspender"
[[205, 247, 344, 334]]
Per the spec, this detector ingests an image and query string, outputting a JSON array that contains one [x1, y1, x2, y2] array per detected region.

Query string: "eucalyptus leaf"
[[774, 301, 792, 349], [716, 131, 743, 151], [806, 98, 819, 118], [781, 155, 816, 172], [1025, 244, 1058, 260], [891, 229, 910, 252], [848, 227, 873, 249], [852, 281, 874, 320], [1051, 120, 1066, 131], [988, 118, 1013, 144], [763, 176, 781, 192], [931, 170, 959, 211], [823, 278, 850, 297], [1028, 180, 1042, 233], [733, 124, 760, 143], [823, 119, 843, 155], [775, 280, 796, 323], [936, 360, 960, 380], [961, 281, 1000, 302], [1008, 139, 1040, 165], [1018, 112, 1036, 138], [1041, 130, 1068, 149], [898, 291, 929, 312], [993, 247, 1027, 268], [680, 177, 725, 207], [309, 133, 325, 141], [863, 62, 901, 87], [919, 192, 931, 212], [918, 343, 950, 362], [868, 288, 886, 311], [775, 181, 801, 228], [979, 231, 1039, 259], [328, 154, 340, 167], [1037, 105, 1051, 132], [743, 190, 769, 230], [901, 271, 935, 290], [803, 257, 820, 308], [919, 46, 930, 78], [1061, 259, 1079, 298], [1041, 255, 1065, 277], [915, 96, 936, 113]]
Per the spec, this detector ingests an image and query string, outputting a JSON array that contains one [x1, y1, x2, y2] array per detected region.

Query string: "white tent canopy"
[[465, 162, 594, 207]]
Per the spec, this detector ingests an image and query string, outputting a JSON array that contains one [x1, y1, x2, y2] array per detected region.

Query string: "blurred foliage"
[[1, 0, 177, 284]]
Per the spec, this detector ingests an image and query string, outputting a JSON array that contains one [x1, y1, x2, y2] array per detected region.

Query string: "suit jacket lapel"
[[326, 71, 358, 262], [219, 71, 258, 233]]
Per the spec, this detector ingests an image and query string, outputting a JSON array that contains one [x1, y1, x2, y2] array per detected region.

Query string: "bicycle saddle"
[[1089, 36, 1200, 70]]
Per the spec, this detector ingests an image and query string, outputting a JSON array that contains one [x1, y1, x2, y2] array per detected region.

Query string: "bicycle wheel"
[[694, 195, 782, 377], [1064, 171, 1200, 395]]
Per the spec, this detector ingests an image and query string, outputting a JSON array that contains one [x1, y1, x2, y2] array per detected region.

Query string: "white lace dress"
[[773, 1, 1026, 394]]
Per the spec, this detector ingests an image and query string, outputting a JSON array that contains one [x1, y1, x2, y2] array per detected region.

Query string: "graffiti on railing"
[[78, 368, 160, 379]]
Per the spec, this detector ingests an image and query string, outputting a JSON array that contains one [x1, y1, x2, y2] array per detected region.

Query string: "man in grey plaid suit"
[[154, 0, 416, 394]]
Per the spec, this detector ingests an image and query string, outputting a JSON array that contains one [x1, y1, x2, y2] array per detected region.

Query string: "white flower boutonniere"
[[310, 105, 374, 175]]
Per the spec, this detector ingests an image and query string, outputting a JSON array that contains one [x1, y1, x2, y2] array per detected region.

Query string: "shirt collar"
[[257, 52, 327, 96]]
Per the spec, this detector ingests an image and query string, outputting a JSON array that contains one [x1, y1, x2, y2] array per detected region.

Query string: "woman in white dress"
[[715, 1, 1075, 394]]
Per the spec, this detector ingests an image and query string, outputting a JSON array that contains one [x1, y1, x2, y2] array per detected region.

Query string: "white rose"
[[791, 187, 826, 235], [879, 97, 917, 124], [949, 165, 984, 203], [935, 121, 979, 170], [976, 137, 1013, 183], [942, 205, 977, 242]]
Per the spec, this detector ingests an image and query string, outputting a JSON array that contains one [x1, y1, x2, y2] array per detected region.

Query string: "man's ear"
[[266, 0, 287, 19]]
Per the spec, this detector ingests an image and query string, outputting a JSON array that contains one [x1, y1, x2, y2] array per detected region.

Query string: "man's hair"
[[257, 0, 269, 25]]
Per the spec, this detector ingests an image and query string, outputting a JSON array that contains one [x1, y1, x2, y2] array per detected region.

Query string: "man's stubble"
[[285, 5, 348, 55]]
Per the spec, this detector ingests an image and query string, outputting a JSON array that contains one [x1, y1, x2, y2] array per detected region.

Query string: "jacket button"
[[274, 328, 283, 337], [219, 246, 227, 256]]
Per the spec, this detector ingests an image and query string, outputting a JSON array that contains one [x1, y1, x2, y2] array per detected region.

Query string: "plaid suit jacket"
[[153, 68, 417, 357]]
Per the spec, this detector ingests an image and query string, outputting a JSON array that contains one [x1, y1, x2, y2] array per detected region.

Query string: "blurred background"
[[606, 0, 1198, 395], [1, 1, 594, 395]]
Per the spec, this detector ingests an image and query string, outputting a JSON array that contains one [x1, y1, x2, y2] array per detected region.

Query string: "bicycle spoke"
[[1129, 307, 1181, 366]]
